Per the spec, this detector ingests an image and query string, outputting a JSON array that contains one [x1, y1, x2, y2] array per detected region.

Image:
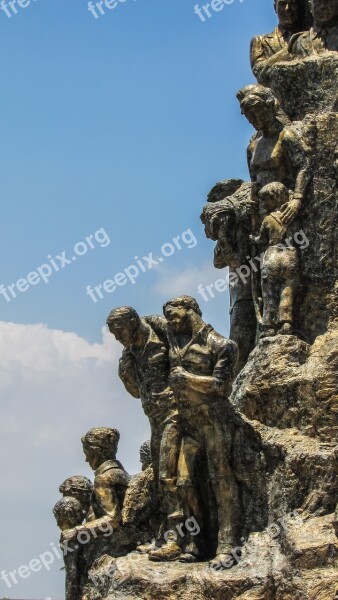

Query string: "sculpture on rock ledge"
[[106, 307, 183, 562], [250, 0, 311, 84], [252, 182, 300, 337], [163, 295, 240, 567], [201, 179, 256, 371], [237, 84, 313, 217], [59, 476, 94, 522], [53, 497, 84, 600], [290, 0, 338, 56]]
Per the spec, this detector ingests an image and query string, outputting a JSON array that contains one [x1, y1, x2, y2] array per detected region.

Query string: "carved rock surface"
[[263, 54, 338, 120], [78, 7, 338, 600], [92, 520, 337, 600], [231, 330, 338, 441]]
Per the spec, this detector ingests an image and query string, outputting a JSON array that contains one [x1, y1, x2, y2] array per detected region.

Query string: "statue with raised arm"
[[163, 296, 240, 567], [201, 179, 257, 372], [106, 307, 183, 562]]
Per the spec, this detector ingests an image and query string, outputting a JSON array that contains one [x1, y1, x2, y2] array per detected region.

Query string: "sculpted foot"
[[279, 321, 293, 335], [260, 326, 276, 338], [148, 542, 182, 562], [178, 552, 198, 563], [136, 541, 157, 554], [209, 550, 238, 571]]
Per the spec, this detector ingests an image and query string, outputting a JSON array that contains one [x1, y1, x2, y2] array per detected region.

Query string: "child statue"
[[252, 182, 300, 337], [53, 497, 84, 600]]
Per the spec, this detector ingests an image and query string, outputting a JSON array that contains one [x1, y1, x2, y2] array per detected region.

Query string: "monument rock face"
[[54, 3, 338, 599]]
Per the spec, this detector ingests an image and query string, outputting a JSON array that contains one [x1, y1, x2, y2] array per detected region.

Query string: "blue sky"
[[0, 1, 276, 598]]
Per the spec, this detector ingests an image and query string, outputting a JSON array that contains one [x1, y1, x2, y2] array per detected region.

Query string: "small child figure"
[[53, 497, 83, 600], [59, 476, 94, 522], [53, 496, 83, 531], [253, 182, 300, 337]]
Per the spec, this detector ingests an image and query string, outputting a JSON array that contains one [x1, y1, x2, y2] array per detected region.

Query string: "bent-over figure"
[[107, 307, 183, 561]]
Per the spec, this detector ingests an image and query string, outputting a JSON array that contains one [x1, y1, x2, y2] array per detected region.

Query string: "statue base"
[[84, 518, 338, 600]]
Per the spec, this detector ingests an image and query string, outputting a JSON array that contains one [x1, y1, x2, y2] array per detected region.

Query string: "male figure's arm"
[[170, 333, 238, 399], [119, 348, 140, 399], [71, 469, 130, 538], [281, 124, 314, 221], [250, 32, 290, 80]]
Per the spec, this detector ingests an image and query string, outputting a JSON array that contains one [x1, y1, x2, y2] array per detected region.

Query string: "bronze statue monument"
[[55, 0, 338, 596], [106, 307, 183, 561], [163, 295, 240, 566]]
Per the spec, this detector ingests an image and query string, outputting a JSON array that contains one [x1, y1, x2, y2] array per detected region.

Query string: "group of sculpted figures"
[[54, 1, 338, 598], [251, 0, 338, 81], [201, 0, 338, 367], [54, 297, 240, 599]]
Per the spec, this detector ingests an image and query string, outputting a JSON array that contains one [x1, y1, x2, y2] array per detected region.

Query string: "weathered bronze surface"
[[250, 0, 311, 83], [55, 0, 338, 597], [106, 307, 183, 560], [201, 180, 256, 371]]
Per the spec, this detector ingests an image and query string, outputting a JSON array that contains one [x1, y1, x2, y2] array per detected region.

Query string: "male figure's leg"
[[204, 420, 240, 558], [159, 418, 183, 527], [176, 435, 203, 559]]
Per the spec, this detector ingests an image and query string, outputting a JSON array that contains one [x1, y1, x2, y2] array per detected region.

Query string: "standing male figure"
[[163, 296, 240, 566], [290, 0, 338, 56], [250, 0, 308, 82], [107, 307, 183, 561]]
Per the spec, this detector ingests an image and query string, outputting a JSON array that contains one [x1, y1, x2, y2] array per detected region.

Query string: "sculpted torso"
[[249, 130, 289, 189]]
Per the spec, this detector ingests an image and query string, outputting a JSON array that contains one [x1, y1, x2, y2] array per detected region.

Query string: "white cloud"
[[151, 261, 231, 337], [0, 321, 149, 599], [153, 260, 223, 297]]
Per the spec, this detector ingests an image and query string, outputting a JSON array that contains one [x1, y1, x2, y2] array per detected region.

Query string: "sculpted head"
[[201, 202, 229, 241], [310, 0, 338, 28], [207, 179, 244, 204], [53, 497, 83, 531], [274, 0, 301, 30], [106, 306, 142, 347], [82, 427, 120, 471], [202, 180, 242, 240], [237, 85, 289, 132], [259, 182, 290, 214], [59, 476, 93, 511], [163, 296, 202, 333]]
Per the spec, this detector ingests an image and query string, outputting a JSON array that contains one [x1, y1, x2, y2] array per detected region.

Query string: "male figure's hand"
[[169, 367, 190, 389], [281, 199, 301, 223]]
